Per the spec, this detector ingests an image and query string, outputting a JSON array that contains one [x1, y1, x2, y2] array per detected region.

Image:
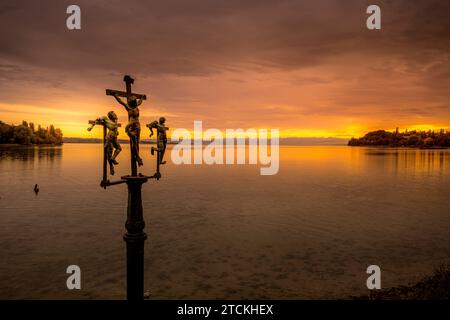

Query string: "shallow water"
[[0, 144, 449, 299]]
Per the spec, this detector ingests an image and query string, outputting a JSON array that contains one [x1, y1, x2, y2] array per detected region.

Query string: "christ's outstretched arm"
[[136, 95, 146, 106], [113, 94, 130, 110]]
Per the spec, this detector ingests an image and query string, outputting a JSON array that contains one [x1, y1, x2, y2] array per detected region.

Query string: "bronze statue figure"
[[88, 111, 122, 175], [147, 117, 169, 165], [112, 93, 145, 167]]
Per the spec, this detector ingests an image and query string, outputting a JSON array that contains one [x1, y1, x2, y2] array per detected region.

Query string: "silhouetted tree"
[[348, 129, 450, 148], [0, 120, 63, 145]]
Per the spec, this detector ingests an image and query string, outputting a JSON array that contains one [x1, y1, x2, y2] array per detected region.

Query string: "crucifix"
[[106, 75, 147, 176], [87, 75, 164, 300]]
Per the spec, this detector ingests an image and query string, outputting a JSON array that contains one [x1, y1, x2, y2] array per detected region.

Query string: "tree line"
[[348, 128, 450, 148], [0, 121, 63, 145]]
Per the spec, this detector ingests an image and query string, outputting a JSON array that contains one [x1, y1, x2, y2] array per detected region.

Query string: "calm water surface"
[[0, 144, 449, 299]]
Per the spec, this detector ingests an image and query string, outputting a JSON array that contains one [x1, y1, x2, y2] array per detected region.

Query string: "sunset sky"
[[0, 0, 449, 139]]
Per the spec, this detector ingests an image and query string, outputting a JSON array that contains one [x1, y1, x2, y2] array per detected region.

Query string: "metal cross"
[[106, 75, 147, 176]]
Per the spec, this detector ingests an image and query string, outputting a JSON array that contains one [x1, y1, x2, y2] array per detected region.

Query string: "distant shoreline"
[[61, 137, 349, 146], [2, 142, 449, 149], [349, 145, 450, 149], [0, 143, 62, 147], [349, 129, 450, 148]]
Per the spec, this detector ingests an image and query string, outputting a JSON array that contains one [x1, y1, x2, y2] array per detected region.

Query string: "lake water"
[[0, 144, 449, 299]]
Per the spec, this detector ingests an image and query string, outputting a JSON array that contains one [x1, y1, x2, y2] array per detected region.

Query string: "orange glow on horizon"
[[2, 102, 449, 141]]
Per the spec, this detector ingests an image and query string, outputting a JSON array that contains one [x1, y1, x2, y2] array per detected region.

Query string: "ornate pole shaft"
[[123, 175, 148, 300], [130, 139, 138, 176]]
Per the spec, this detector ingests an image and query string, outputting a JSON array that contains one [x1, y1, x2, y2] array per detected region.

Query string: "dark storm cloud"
[[0, 0, 448, 77], [0, 0, 449, 137]]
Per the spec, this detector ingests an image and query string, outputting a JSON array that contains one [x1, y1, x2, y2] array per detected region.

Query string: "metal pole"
[[102, 125, 108, 188], [130, 138, 138, 176], [122, 175, 148, 300]]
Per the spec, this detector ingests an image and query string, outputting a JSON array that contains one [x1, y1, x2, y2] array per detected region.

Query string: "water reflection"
[[1, 144, 450, 299], [0, 146, 63, 166], [2, 145, 443, 173], [0, 145, 62, 162], [364, 148, 449, 175]]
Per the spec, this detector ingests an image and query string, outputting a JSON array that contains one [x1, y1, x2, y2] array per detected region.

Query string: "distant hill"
[[348, 129, 450, 148]]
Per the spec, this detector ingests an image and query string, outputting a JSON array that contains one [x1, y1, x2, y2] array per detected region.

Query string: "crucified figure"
[[147, 117, 169, 165], [87, 111, 122, 175], [112, 93, 145, 167]]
